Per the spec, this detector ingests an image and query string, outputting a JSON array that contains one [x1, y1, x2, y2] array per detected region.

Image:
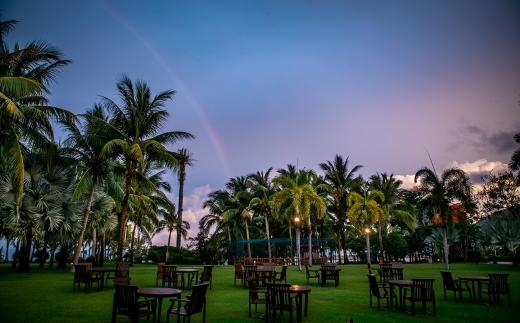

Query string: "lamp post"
[[295, 215, 301, 271], [365, 227, 371, 265]]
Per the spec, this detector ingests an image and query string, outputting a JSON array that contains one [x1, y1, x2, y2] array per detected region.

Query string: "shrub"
[[170, 254, 185, 264], [146, 251, 159, 263], [467, 250, 483, 263]]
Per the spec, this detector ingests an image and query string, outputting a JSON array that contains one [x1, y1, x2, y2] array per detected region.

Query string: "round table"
[[89, 267, 116, 290], [137, 287, 182, 323], [176, 268, 199, 289], [458, 276, 489, 302], [289, 285, 312, 321]]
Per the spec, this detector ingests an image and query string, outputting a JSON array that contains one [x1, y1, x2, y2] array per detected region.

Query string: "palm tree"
[[160, 203, 177, 262], [62, 104, 112, 268], [248, 168, 276, 259], [272, 169, 326, 268], [414, 166, 475, 270], [0, 18, 73, 206], [369, 172, 415, 259], [88, 74, 194, 262], [174, 148, 193, 248], [224, 176, 253, 258], [486, 219, 520, 267], [319, 155, 363, 263]]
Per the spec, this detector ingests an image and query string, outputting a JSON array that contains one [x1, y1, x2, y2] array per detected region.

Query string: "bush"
[[86, 256, 95, 263], [146, 251, 159, 263], [170, 254, 185, 264]]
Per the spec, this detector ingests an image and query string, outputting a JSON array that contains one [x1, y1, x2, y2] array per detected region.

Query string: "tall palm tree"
[[508, 132, 520, 182], [319, 155, 363, 263], [369, 172, 415, 258], [62, 104, 112, 268], [414, 166, 475, 270], [173, 148, 193, 248], [272, 169, 326, 267], [0, 18, 73, 206], [224, 176, 253, 258], [248, 167, 276, 259], [88, 74, 194, 262]]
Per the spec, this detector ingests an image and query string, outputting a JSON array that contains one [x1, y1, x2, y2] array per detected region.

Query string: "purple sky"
[[4, 0, 520, 247]]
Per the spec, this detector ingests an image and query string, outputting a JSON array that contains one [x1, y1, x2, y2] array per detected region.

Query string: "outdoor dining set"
[[72, 262, 213, 323], [367, 262, 512, 316]]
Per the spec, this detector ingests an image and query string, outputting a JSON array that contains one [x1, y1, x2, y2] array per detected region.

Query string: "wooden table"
[[289, 285, 311, 322], [388, 280, 413, 310], [458, 276, 489, 302], [176, 268, 199, 289], [137, 287, 182, 323], [320, 267, 341, 287], [255, 268, 274, 287], [89, 267, 116, 290]]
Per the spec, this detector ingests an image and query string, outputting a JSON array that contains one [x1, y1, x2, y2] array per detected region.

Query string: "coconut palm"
[[369, 172, 416, 259], [0, 18, 73, 206], [272, 169, 326, 267], [319, 155, 363, 263], [247, 167, 276, 259], [414, 166, 475, 270], [224, 176, 253, 258], [87, 74, 194, 262], [173, 148, 193, 248]]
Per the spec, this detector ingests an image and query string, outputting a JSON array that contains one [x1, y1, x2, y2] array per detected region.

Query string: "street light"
[[365, 227, 371, 265], [294, 215, 301, 271]]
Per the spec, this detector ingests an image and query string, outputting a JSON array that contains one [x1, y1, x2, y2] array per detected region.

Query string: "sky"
[[3, 0, 520, 248]]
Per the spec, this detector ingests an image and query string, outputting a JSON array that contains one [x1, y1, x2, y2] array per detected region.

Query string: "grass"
[[0, 262, 518, 323]]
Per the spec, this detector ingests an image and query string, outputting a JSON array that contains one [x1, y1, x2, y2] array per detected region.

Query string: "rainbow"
[[95, 0, 233, 178]]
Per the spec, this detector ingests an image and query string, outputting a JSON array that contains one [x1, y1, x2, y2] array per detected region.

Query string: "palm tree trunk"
[[48, 244, 56, 268], [5, 237, 9, 263], [307, 219, 313, 266], [17, 229, 33, 273], [72, 186, 96, 272], [118, 168, 135, 263], [57, 244, 69, 269], [288, 220, 293, 259], [39, 233, 49, 268], [176, 166, 185, 248], [442, 226, 450, 270], [99, 233, 105, 267], [130, 219, 137, 265], [166, 228, 172, 263], [264, 212, 272, 259], [12, 238, 19, 268], [227, 225, 232, 264], [245, 220, 252, 259], [92, 228, 97, 266], [295, 224, 301, 271], [378, 219, 384, 260]]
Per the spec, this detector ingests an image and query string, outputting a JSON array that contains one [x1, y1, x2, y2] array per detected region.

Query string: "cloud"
[[448, 126, 517, 156], [396, 159, 508, 190], [152, 185, 211, 247]]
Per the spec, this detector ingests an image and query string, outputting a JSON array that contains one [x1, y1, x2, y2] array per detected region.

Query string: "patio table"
[[458, 276, 489, 302], [137, 287, 182, 323], [89, 267, 116, 290], [176, 268, 199, 289], [289, 285, 311, 322], [388, 279, 413, 310]]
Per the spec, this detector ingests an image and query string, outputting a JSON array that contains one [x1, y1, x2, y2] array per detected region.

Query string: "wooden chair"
[[234, 263, 246, 288], [378, 264, 393, 283], [390, 262, 404, 280], [73, 264, 100, 294], [304, 264, 320, 285], [265, 283, 299, 323], [192, 265, 213, 290], [162, 266, 182, 288], [107, 261, 131, 287], [247, 276, 266, 317], [367, 274, 395, 310], [403, 278, 436, 315], [261, 262, 276, 285], [321, 267, 339, 287], [113, 278, 151, 310], [347, 317, 353, 323], [270, 265, 288, 283], [440, 271, 472, 302], [478, 273, 511, 306], [112, 283, 156, 323], [156, 262, 165, 287], [166, 283, 209, 323]]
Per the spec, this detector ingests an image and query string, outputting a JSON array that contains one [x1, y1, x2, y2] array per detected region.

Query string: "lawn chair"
[[367, 274, 395, 310], [166, 283, 209, 323], [162, 265, 182, 288], [478, 273, 511, 306], [156, 262, 165, 287], [265, 283, 299, 323], [304, 264, 320, 285], [192, 265, 214, 290], [73, 264, 100, 294], [440, 271, 472, 302], [107, 261, 131, 287], [403, 278, 436, 315], [271, 265, 288, 283], [234, 263, 246, 288], [247, 276, 266, 317], [112, 283, 155, 323]]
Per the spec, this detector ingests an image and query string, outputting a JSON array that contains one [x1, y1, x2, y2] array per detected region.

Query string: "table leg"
[[99, 272, 105, 290], [296, 294, 303, 322], [304, 292, 309, 317], [156, 296, 164, 323]]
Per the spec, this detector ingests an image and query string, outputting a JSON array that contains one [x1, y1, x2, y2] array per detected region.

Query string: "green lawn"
[[0, 262, 518, 323]]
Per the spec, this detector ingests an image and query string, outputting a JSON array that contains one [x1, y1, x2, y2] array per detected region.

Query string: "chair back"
[[83, 262, 93, 271], [390, 261, 402, 268], [113, 283, 139, 316], [74, 264, 90, 282], [489, 273, 509, 293], [246, 265, 258, 279], [200, 265, 213, 281], [163, 265, 178, 283], [411, 278, 435, 301], [367, 274, 381, 298], [440, 271, 456, 290], [113, 277, 131, 285], [278, 265, 288, 280], [378, 264, 392, 283], [234, 263, 244, 278], [157, 262, 165, 278], [116, 262, 131, 278], [264, 262, 276, 272], [304, 264, 311, 277], [185, 284, 209, 314], [247, 276, 261, 302], [266, 282, 295, 311]]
